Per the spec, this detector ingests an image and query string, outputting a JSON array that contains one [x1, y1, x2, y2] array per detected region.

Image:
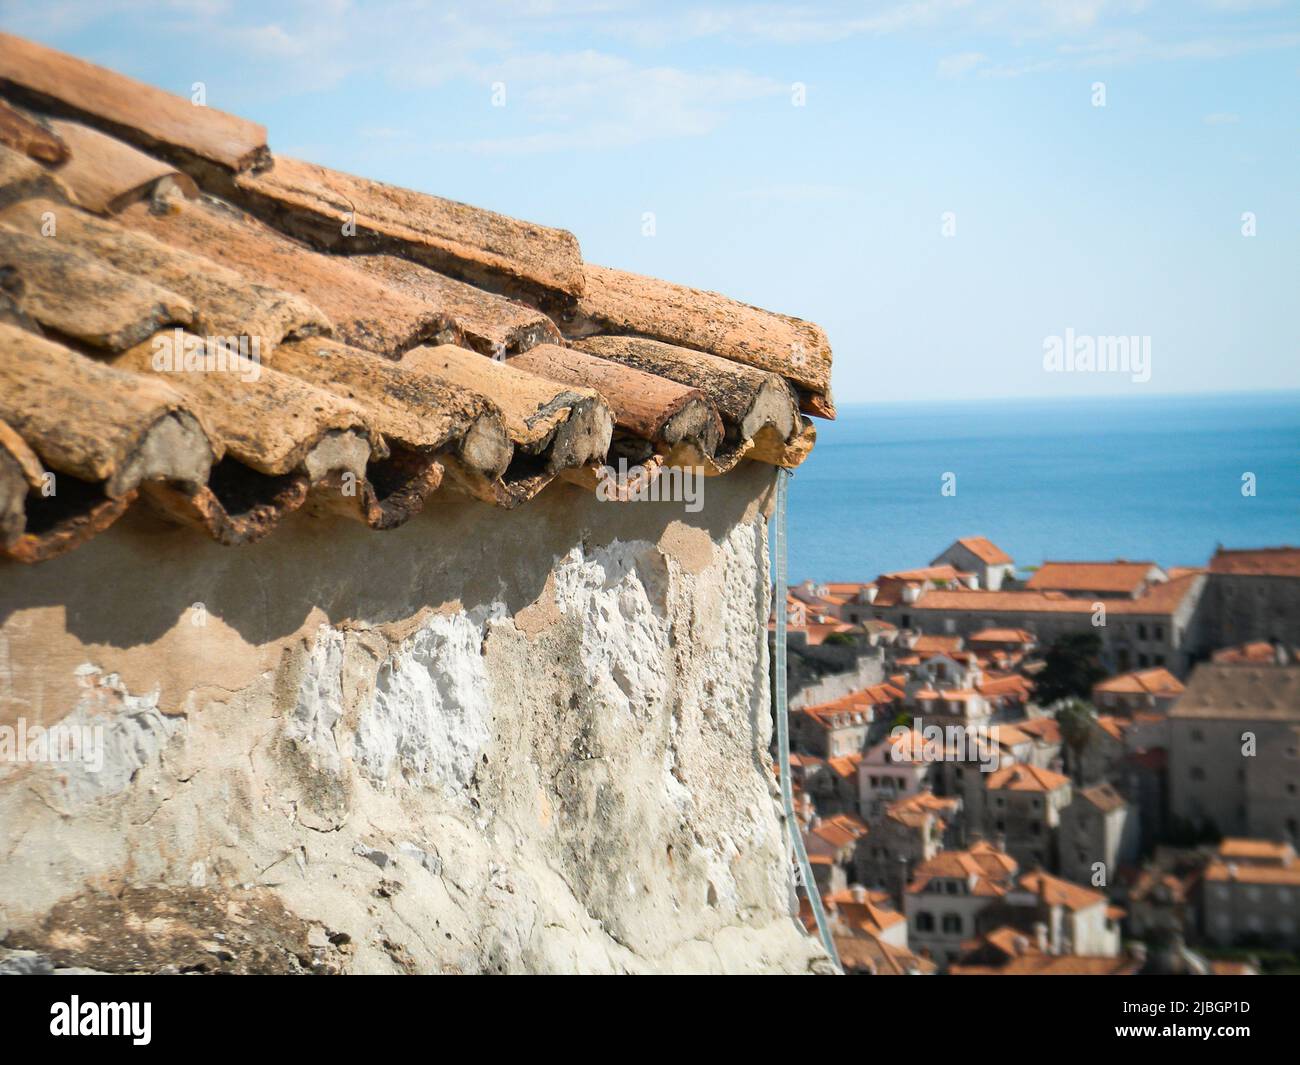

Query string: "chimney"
[[851, 884, 867, 903], [1034, 921, 1049, 954]]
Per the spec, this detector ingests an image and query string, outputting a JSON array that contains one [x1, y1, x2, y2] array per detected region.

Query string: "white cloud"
[[937, 51, 988, 78]]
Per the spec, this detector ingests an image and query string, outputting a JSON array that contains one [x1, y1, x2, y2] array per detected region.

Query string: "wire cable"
[[773, 467, 841, 971]]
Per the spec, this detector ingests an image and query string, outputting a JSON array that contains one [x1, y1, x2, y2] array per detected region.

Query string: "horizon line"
[[832, 386, 1300, 408]]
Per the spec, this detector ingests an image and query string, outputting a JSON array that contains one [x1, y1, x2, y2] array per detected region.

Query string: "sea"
[[784, 391, 1300, 583]]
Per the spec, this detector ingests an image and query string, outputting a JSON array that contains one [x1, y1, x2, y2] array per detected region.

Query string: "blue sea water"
[[785, 392, 1300, 583]]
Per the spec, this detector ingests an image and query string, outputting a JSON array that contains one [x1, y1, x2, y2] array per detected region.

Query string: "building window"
[[1191, 729, 1204, 743], [915, 912, 934, 932], [942, 914, 963, 934]]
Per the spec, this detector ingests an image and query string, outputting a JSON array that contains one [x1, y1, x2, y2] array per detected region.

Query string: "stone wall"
[[0, 463, 827, 974]]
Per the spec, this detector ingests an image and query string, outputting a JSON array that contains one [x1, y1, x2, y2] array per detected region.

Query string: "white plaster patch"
[[550, 540, 670, 722], [286, 626, 346, 773], [43, 667, 182, 806], [354, 612, 491, 795]]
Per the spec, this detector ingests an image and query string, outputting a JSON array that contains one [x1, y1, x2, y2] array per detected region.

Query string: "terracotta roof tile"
[[565, 262, 832, 403], [49, 119, 197, 215], [3, 198, 330, 343], [955, 536, 1013, 565], [118, 196, 451, 357], [0, 32, 269, 172], [0, 324, 211, 494], [0, 33, 833, 561], [1026, 560, 1157, 594], [1209, 546, 1300, 577], [0, 146, 70, 217], [985, 763, 1070, 792], [349, 252, 560, 357], [233, 155, 584, 302], [0, 99, 67, 165]]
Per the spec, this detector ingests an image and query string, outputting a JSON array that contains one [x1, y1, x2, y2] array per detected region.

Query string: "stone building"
[[930, 537, 1016, 591], [982, 763, 1073, 871], [858, 789, 960, 902], [0, 35, 836, 974], [1059, 782, 1138, 889], [870, 575, 1207, 676], [1168, 663, 1300, 844], [1191, 546, 1300, 655], [1200, 839, 1300, 949], [903, 841, 1019, 969]]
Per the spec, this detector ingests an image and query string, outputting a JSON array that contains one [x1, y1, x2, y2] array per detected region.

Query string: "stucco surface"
[[0, 464, 827, 973]]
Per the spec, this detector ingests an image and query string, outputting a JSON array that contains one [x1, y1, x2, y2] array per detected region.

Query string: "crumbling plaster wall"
[[0, 462, 827, 974]]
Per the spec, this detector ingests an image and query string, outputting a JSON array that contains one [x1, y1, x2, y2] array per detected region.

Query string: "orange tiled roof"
[[1217, 838, 1295, 863], [886, 564, 965, 582], [985, 763, 1070, 792], [826, 753, 864, 779], [968, 627, 1035, 644], [1211, 641, 1279, 664], [834, 933, 936, 975], [1209, 546, 1300, 577], [908, 840, 1018, 896], [1019, 870, 1106, 912], [1094, 715, 1129, 741], [907, 574, 1200, 617], [808, 813, 869, 848], [977, 674, 1033, 699], [1025, 561, 1158, 595], [1014, 717, 1062, 744], [1094, 667, 1184, 696], [954, 536, 1014, 566], [911, 633, 964, 654], [1205, 861, 1300, 886], [950, 954, 1137, 976], [824, 888, 905, 936], [0, 33, 830, 563]]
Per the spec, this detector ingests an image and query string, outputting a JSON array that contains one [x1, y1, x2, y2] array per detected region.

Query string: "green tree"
[[1035, 631, 1107, 705], [1056, 697, 1095, 776]]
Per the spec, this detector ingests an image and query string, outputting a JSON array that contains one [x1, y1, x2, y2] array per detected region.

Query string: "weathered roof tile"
[[0, 223, 195, 350], [566, 263, 833, 404], [0, 33, 832, 561], [1, 198, 330, 344], [233, 156, 584, 301], [0, 32, 269, 172], [508, 343, 722, 457], [0, 323, 213, 497], [112, 333, 380, 481], [119, 196, 449, 356], [0, 99, 67, 165], [48, 119, 198, 215], [349, 253, 560, 356]]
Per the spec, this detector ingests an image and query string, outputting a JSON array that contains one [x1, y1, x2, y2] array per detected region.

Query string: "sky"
[[4, 0, 1297, 403]]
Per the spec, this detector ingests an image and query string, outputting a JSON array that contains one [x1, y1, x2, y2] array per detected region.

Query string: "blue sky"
[[5, 0, 1298, 402]]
